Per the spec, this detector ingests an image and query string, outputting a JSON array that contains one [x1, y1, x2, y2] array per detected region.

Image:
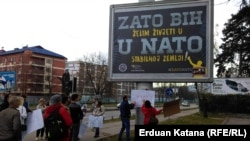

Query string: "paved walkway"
[[24, 108, 250, 141], [222, 114, 250, 125]]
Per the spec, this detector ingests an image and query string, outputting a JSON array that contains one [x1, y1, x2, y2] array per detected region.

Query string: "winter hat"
[[49, 94, 62, 105]]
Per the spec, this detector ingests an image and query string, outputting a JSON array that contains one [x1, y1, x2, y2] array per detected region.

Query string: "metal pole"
[[135, 82, 153, 125], [134, 0, 155, 126]]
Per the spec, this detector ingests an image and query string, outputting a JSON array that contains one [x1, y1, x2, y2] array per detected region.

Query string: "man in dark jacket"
[[22, 95, 32, 112], [69, 94, 83, 141], [118, 95, 135, 141]]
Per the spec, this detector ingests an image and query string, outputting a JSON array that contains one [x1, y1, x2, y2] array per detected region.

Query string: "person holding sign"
[[141, 100, 163, 125], [118, 95, 135, 141], [92, 100, 105, 138]]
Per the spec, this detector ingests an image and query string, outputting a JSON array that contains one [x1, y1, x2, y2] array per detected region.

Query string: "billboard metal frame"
[[108, 0, 214, 82]]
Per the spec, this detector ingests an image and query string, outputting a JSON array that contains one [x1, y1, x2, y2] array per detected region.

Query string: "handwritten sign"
[[131, 90, 155, 107]]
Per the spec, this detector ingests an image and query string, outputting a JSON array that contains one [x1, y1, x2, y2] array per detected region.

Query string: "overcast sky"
[[0, 0, 240, 61]]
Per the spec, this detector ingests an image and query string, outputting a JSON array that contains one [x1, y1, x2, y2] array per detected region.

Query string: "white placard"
[[88, 115, 103, 128], [131, 90, 155, 107], [23, 109, 44, 135]]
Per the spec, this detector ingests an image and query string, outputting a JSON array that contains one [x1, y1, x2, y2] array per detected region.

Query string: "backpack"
[[45, 107, 68, 140]]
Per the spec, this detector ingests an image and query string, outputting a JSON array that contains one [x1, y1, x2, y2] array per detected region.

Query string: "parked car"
[[181, 100, 190, 107]]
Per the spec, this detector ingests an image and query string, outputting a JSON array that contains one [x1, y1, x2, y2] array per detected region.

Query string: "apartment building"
[[66, 61, 136, 99], [0, 46, 67, 96]]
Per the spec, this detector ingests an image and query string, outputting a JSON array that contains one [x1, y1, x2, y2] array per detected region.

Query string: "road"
[[85, 104, 198, 121], [83, 108, 136, 121]]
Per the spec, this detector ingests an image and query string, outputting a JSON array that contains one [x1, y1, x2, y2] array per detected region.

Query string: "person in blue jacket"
[[118, 95, 135, 141], [22, 95, 32, 112]]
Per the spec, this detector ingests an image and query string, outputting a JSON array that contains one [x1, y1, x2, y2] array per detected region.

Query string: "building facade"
[[66, 61, 136, 100], [0, 46, 67, 96]]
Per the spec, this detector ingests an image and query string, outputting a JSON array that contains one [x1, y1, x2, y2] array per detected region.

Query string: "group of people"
[[43, 94, 84, 141], [0, 93, 85, 141], [0, 93, 161, 141]]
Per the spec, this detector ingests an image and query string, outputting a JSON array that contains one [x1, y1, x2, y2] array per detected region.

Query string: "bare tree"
[[80, 52, 111, 98]]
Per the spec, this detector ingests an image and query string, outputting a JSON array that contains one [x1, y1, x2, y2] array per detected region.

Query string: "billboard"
[[211, 78, 250, 95], [108, 0, 214, 82], [0, 71, 16, 92]]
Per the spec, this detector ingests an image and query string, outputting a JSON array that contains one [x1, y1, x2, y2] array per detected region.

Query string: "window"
[[45, 58, 52, 64]]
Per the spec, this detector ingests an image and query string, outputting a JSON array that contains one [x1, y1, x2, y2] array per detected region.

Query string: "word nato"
[[117, 11, 204, 55]]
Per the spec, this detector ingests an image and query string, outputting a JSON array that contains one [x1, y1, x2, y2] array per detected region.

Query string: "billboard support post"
[[135, 82, 153, 125], [134, 0, 155, 126]]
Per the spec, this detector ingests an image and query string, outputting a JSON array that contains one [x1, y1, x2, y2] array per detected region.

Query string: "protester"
[[141, 100, 163, 125], [92, 100, 105, 138], [76, 94, 82, 106], [22, 95, 32, 112], [91, 98, 98, 112], [118, 95, 135, 141], [68, 94, 83, 141], [81, 103, 88, 117], [0, 93, 12, 111], [0, 95, 22, 141], [89, 98, 98, 132], [61, 94, 70, 107], [16, 96, 28, 141], [43, 94, 73, 141], [35, 98, 47, 140]]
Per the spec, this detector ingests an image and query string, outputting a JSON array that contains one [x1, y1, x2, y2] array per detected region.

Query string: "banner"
[[211, 78, 250, 94]]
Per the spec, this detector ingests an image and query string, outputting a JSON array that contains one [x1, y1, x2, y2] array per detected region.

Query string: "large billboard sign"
[[108, 0, 213, 82], [0, 71, 16, 92]]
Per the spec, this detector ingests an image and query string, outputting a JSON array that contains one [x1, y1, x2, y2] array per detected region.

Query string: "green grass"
[[97, 111, 228, 141], [160, 112, 226, 125]]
